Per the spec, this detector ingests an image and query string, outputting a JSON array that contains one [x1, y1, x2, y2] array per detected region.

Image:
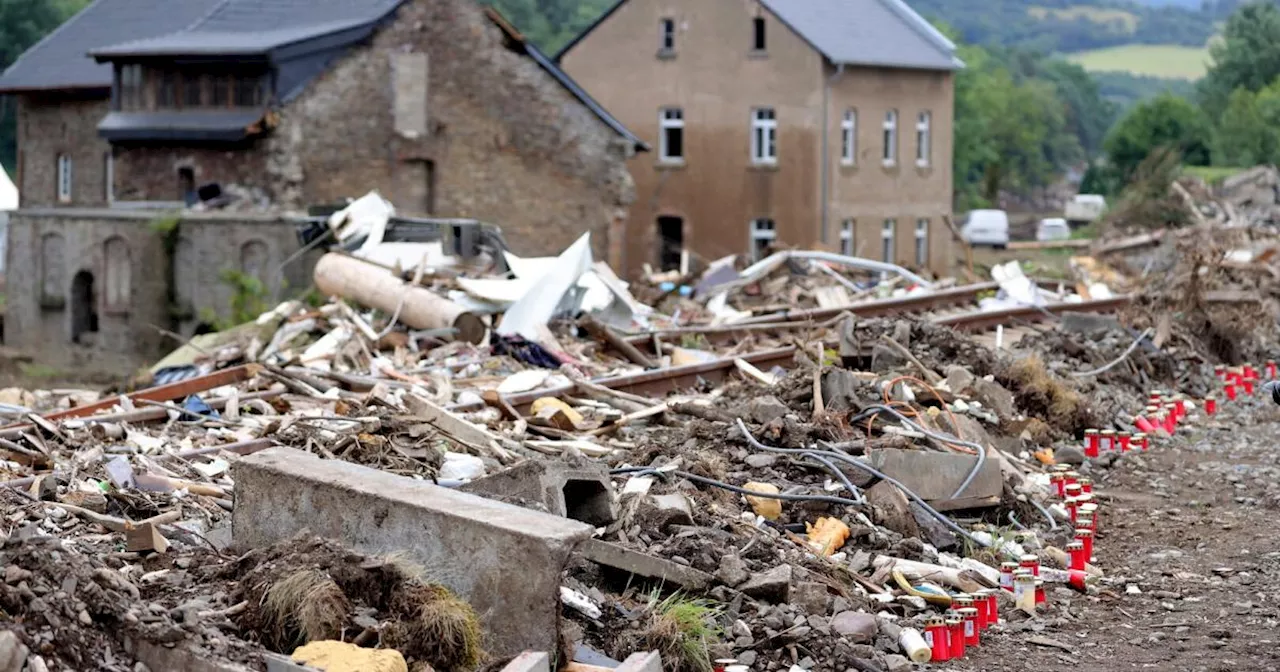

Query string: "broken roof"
[[0, 0, 214, 93], [556, 0, 961, 71]]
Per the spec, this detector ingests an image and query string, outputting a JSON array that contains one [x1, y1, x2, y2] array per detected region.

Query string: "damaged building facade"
[[558, 0, 960, 276], [0, 0, 643, 371]]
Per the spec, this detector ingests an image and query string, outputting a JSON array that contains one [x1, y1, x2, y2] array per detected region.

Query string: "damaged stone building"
[[0, 0, 643, 371]]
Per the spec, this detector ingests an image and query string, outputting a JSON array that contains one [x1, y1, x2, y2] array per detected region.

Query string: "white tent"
[[0, 165, 16, 211]]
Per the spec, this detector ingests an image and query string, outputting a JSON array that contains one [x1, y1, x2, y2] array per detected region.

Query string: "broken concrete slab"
[[461, 459, 617, 525], [867, 448, 1002, 512], [616, 651, 663, 672], [635, 493, 694, 529], [232, 447, 595, 658], [970, 379, 1016, 421], [715, 553, 750, 587], [865, 481, 919, 539], [577, 538, 713, 590], [739, 564, 791, 603], [744, 395, 789, 424], [792, 581, 831, 615], [909, 501, 957, 551], [500, 652, 551, 672]]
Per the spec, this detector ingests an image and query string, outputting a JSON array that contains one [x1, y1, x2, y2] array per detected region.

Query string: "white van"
[[961, 209, 1010, 249], [1065, 194, 1106, 223], [1036, 217, 1071, 242]]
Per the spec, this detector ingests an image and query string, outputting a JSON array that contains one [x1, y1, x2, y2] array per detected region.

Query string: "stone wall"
[[5, 209, 312, 375], [17, 93, 113, 208], [266, 0, 636, 260]]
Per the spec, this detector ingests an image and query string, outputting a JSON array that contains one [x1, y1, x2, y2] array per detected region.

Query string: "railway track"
[[451, 292, 1134, 412]]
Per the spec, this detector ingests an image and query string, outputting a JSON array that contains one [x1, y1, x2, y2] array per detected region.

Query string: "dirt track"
[[954, 396, 1280, 672]]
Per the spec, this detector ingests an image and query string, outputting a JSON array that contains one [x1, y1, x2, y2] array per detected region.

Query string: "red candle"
[[1205, 396, 1217, 415], [925, 616, 950, 662], [947, 614, 966, 659]]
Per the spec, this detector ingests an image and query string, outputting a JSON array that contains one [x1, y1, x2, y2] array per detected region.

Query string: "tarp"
[[0, 165, 17, 211]]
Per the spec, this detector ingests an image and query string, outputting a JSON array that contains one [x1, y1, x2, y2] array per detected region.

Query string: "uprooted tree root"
[[229, 535, 484, 671], [997, 354, 1093, 435]]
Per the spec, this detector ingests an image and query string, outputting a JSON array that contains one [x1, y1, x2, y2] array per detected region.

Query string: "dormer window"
[[114, 64, 269, 112]]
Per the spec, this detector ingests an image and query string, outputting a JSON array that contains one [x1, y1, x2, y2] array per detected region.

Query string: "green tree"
[[1213, 87, 1274, 167], [1198, 1, 1280, 121], [1103, 93, 1212, 183]]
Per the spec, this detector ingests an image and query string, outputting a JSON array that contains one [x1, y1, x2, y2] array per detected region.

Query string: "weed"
[[641, 592, 723, 672], [18, 362, 61, 380], [260, 569, 348, 650], [384, 582, 484, 671]]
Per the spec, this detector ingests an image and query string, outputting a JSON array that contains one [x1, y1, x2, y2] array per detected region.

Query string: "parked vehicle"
[[1065, 194, 1106, 224], [960, 209, 1010, 249], [1036, 217, 1071, 242]]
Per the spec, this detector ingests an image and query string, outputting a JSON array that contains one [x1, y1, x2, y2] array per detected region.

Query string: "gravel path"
[[952, 397, 1280, 672]]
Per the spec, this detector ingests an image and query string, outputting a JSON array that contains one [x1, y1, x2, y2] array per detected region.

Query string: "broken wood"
[[581, 316, 657, 369], [403, 393, 516, 463], [126, 522, 170, 554], [877, 335, 942, 385]]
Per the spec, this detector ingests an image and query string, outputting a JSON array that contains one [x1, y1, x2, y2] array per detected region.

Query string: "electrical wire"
[[1070, 328, 1154, 378], [1029, 498, 1059, 531], [732, 419, 986, 546], [731, 419, 867, 504], [609, 466, 864, 507], [846, 404, 986, 499]]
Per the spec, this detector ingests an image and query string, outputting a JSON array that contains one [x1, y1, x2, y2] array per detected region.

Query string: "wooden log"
[[313, 253, 486, 343]]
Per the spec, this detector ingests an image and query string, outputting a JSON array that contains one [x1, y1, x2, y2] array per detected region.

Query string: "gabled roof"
[[0, 0, 215, 93], [485, 7, 648, 153], [91, 0, 405, 59], [555, 0, 961, 71]]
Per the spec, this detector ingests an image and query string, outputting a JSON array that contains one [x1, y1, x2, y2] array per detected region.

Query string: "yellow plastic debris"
[[805, 516, 850, 556], [530, 397, 584, 430], [743, 481, 782, 520], [291, 641, 408, 672]]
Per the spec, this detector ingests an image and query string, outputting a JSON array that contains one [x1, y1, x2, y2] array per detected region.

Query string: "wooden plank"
[[25, 364, 263, 425], [1006, 239, 1092, 251]]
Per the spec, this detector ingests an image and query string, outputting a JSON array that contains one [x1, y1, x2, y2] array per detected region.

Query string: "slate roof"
[[92, 0, 406, 58], [556, 0, 961, 71], [759, 0, 960, 70], [0, 0, 214, 92], [99, 109, 269, 142]]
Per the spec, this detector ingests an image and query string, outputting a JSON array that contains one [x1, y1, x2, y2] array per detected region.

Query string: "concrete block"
[[577, 538, 713, 590], [461, 460, 617, 525], [616, 651, 663, 672], [500, 652, 551, 672], [232, 448, 595, 658], [867, 448, 1002, 511]]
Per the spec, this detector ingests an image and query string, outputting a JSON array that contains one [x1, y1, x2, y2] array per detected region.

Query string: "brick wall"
[[5, 209, 313, 375], [113, 143, 271, 204], [267, 0, 636, 259], [17, 93, 113, 208]]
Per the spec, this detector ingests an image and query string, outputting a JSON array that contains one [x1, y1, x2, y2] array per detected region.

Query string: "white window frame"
[[659, 107, 684, 163], [56, 154, 72, 204], [840, 219, 855, 256], [841, 109, 856, 165], [750, 107, 777, 165], [915, 218, 929, 266], [881, 219, 895, 263], [660, 17, 675, 51], [916, 111, 931, 167], [750, 218, 776, 261], [882, 110, 898, 166]]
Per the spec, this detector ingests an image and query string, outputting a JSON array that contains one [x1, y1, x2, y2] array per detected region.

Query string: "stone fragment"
[[739, 565, 792, 603], [830, 611, 878, 643]]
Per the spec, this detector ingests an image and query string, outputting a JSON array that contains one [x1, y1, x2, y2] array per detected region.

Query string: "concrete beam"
[[461, 459, 617, 525], [232, 448, 595, 658], [616, 652, 663, 672], [500, 652, 552, 672]]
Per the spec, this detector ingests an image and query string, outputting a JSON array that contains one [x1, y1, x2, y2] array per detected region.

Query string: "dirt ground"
[[953, 395, 1280, 672]]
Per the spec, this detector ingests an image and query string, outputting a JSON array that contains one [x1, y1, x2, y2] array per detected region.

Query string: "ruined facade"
[[0, 0, 643, 366], [558, 0, 959, 276]]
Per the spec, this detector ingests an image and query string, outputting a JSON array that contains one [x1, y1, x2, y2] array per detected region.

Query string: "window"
[[883, 110, 898, 165], [660, 18, 675, 51], [916, 111, 931, 166], [184, 73, 203, 107], [157, 71, 177, 107], [104, 151, 113, 203], [750, 218, 776, 261], [881, 219, 895, 263], [119, 64, 142, 110], [56, 154, 72, 203], [753, 16, 766, 51], [659, 108, 684, 162], [841, 109, 857, 165], [234, 75, 264, 107], [915, 218, 929, 266], [840, 219, 855, 256], [751, 108, 776, 164], [211, 74, 229, 107]]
